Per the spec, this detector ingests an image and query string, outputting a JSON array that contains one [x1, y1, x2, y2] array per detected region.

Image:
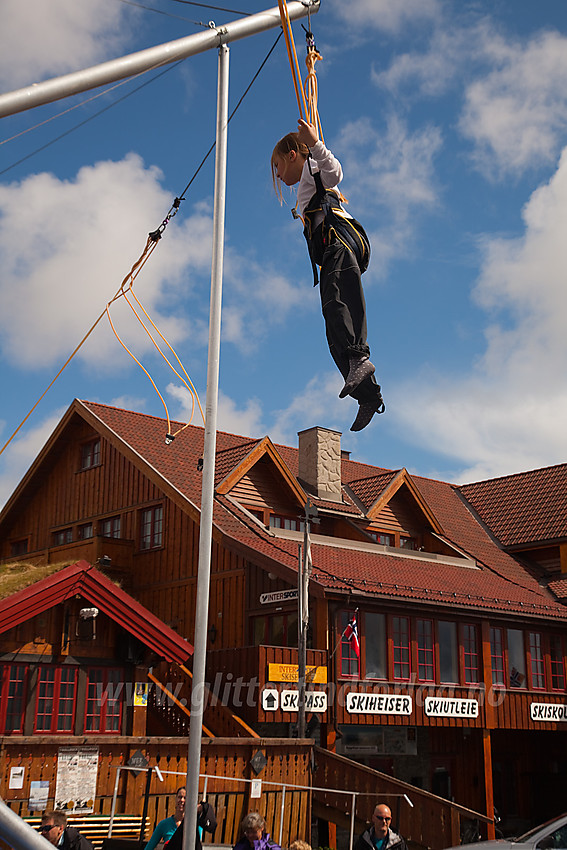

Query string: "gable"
[[0, 561, 193, 664], [216, 436, 307, 509]]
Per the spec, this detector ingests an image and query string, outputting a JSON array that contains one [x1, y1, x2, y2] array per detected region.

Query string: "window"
[[417, 619, 435, 681], [369, 532, 394, 546], [101, 516, 121, 538], [340, 611, 359, 678], [35, 666, 77, 733], [439, 621, 458, 683], [507, 629, 527, 688], [78, 523, 93, 540], [490, 628, 505, 686], [550, 636, 565, 691], [81, 439, 101, 470], [399, 536, 416, 550], [140, 505, 163, 550], [0, 664, 28, 733], [528, 632, 545, 690], [365, 612, 387, 679], [85, 668, 123, 733], [463, 624, 480, 684], [392, 616, 410, 680], [53, 528, 73, 546], [253, 611, 299, 647], [10, 539, 28, 557], [269, 515, 305, 532]]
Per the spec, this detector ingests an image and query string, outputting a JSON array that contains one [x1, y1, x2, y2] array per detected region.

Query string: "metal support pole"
[[0, 1, 318, 119], [182, 42, 229, 850], [278, 785, 286, 846], [349, 793, 357, 850], [109, 766, 121, 836], [0, 799, 51, 850]]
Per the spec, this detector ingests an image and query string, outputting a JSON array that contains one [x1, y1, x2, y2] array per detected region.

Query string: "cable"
[[0, 32, 283, 456], [0, 58, 186, 176], [113, 0, 214, 26]]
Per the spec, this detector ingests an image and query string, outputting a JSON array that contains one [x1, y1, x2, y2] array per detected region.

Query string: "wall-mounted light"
[[77, 607, 99, 640], [208, 623, 217, 644]]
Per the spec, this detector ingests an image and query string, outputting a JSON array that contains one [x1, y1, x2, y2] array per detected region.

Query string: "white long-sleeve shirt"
[[296, 139, 343, 218]]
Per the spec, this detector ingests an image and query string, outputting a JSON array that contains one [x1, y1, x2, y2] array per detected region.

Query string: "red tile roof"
[[72, 401, 567, 622], [0, 560, 193, 664], [459, 464, 567, 547], [347, 471, 398, 509]]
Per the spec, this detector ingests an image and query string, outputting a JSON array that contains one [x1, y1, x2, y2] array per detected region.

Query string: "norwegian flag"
[[343, 612, 360, 659]]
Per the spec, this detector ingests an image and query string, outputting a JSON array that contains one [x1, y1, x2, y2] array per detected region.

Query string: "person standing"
[[354, 804, 408, 850], [145, 787, 186, 850], [232, 813, 281, 850], [39, 811, 93, 850]]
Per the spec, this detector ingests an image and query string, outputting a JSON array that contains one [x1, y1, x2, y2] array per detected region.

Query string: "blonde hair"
[[289, 841, 311, 850], [271, 132, 310, 202]]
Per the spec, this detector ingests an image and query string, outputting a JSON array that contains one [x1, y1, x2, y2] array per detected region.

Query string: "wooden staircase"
[[313, 747, 492, 850], [148, 661, 259, 739]]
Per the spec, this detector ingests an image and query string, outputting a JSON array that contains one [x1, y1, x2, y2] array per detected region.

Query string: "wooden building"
[[1, 399, 567, 841]]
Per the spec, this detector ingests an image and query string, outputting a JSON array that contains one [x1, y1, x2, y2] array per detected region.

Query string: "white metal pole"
[[0, 800, 50, 850], [349, 793, 357, 850], [108, 766, 121, 836], [0, 1, 319, 119], [182, 42, 229, 850]]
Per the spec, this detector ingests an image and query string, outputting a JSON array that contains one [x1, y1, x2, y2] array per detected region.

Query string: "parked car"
[[455, 813, 567, 850]]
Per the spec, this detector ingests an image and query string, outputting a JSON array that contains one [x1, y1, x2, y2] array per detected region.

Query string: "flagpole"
[[298, 498, 318, 738]]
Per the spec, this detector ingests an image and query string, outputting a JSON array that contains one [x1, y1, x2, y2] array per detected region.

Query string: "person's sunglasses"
[[39, 825, 55, 833]]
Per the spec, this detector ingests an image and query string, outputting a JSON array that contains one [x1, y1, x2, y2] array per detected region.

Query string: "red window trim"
[[461, 623, 480, 685], [550, 635, 566, 692], [528, 631, 546, 691], [339, 611, 359, 679], [0, 663, 28, 734], [416, 618, 435, 683], [84, 667, 123, 735], [34, 665, 78, 734], [391, 615, 411, 681]]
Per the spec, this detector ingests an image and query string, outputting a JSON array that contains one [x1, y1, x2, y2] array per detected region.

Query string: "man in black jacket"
[[354, 804, 407, 850], [40, 811, 93, 850]]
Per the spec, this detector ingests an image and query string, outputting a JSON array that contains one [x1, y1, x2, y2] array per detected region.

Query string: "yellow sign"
[[268, 663, 327, 683]]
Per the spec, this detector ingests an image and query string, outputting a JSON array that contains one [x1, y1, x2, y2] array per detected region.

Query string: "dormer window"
[[81, 439, 101, 470], [400, 536, 416, 550], [269, 515, 305, 532]]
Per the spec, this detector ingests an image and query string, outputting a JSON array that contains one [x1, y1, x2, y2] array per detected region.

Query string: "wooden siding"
[[369, 490, 425, 535], [229, 457, 302, 515], [0, 737, 312, 847]]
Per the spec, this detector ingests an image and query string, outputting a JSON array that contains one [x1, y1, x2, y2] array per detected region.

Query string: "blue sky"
[[2, 0, 567, 507]]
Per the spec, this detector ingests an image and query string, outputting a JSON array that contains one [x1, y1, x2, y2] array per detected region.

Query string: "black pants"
[[310, 224, 381, 405]]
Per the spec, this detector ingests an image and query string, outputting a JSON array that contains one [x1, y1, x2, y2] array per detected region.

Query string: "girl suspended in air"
[[271, 118, 385, 431]]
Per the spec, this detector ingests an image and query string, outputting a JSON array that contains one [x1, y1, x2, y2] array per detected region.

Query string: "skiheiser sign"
[[530, 702, 567, 722], [260, 589, 299, 604], [425, 697, 479, 718], [346, 692, 412, 715]]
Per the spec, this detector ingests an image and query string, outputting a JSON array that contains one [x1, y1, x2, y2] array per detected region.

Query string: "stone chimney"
[[297, 426, 342, 503]]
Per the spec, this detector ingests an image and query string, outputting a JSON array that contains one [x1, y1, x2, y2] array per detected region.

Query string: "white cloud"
[[460, 30, 567, 177], [269, 372, 347, 445], [0, 408, 64, 509], [336, 116, 442, 275], [0, 0, 135, 89], [391, 146, 567, 481], [327, 0, 440, 34], [0, 154, 213, 371], [167, 382, 266, 438]]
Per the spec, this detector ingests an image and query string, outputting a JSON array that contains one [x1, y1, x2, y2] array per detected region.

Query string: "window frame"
[[416, 618, 435, 683], [339, 611, 360, 679], [84, 667, 123, 734], [139, 505, 164, 551], [490, 627, 505, 687], [527, 631, 546, 690], [391, 615, 411, 681], [80, 438, 101, 470], [0, 663, 28, 734], [461, 623, 480, 684], [34, 665, 78, 734], [101, 516, 121, 538], [78, 522, 94, 540], [550, 635, 566, 692], [53, 528, 73, 546]]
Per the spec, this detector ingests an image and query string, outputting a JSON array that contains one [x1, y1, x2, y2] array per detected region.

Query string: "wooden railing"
[[148, 661, 259, 738], [313, 747, 492, 850]]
